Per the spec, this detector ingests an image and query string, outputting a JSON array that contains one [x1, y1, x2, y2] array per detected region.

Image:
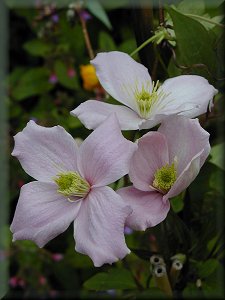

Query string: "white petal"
[[12, 121, 79, 182], [91, 51, 152, 112], [158, 115, 210, 175], [74, 186, 132, 267], [77, 114, 137, 187], [164, 150, 204, 202], [71, 100, 144, 130], [157, 75, 217, 118], [10, 181, 81, 247], [129, 132, 169, 192], [118, 187, 170, 231]]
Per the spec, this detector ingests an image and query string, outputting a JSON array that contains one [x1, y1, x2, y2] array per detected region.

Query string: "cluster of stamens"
[[152, 162, 177, 194], [135, 81, 167, 118], [54, 171, 90, 200]]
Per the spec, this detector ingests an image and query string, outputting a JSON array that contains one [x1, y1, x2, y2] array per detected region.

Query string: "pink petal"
[[129, 132, 169, 191], [158, 116, 210, 175], [117, 187, 170, 230], [10, 181, 81, 247], [12, 121, 79, 182], [74, 186, 132, 267], [77, 114, 137, 186], [158, 75, 217, 118], [91, 51, 152, 112], [164, 150, 204, 202], [71, 100, 144, 130]]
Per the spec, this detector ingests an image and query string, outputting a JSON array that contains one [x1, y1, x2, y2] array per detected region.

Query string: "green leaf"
[[118, 38, 137, 54], [170, 191, 185, 213], [136, 288, 167, 298], [83, 268, 136, 290], [209, 142, 224, 170], [59, 20, 85, 59], [54, 60, 79, 90], [99, 31, 116, 51], [167, 7, 217, 79], [23, 39, 53, 57], [197, 259, 220, 278], [12, 68, 53, 101], [86, 0, 112, 30], [176, 0, 205, 15]]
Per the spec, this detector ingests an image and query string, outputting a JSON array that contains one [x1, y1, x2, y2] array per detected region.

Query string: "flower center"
[[152, 162, 177, 194], [54, 172, 90, 199], [135, 81, 166, 118]]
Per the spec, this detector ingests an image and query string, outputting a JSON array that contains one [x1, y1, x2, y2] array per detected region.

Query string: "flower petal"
[[12, 121, 79, 182], [158, 115, 210, 175], [10, 181, 81, 247], [91, 51, 152, 112], [129, 132, 169, 191], [71, 100, 144, 130], [77, 114, 137, 186], [164, 150, 204, 202], [117, 187, 170, 230], [74, 186, 132, 267], [157, 75, 217, 118]]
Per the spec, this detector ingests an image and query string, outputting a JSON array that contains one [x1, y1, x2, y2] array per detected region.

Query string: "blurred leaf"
[[83, 268, 136, 290], [170, 191, 185, 213], [207, 236, 221, 254], [65, 246, 93, 269], [135, 288, 167, 298], [209, 142, 224, 170], [86, 0, 112, 30], [118, 38, 137, 54], [0, 226, 11, 248], [12, 68, 53, 101], [59, 20, 85, 59], [197, 259, 219, 278], [67, 115, 82, 129], [167, 7, 217, 79], [23, 39, 53, 57], [183, 283, 203, 298], [7, 67, 26, 87], [176, 0, 205, 15], [209, 169, 224, 196], [99, 31, 116, 51], [54, 60, 79, 90]]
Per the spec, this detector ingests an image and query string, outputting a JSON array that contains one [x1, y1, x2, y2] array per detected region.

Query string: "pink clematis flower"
[[117, 116, 210, 230], [71, 51, 217, 130], [10, 114, 137, 267]]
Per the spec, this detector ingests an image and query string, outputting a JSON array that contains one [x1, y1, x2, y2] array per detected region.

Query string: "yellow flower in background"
[[80, 64, 100, 91]]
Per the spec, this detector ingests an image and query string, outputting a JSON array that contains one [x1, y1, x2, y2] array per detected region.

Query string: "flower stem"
[[185, 13, 224, 28], [130, 32, 162, 57], [78, 10, 95, 60]]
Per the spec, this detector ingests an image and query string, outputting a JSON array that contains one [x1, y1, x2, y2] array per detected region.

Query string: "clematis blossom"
[[117, 116, 210, 230], [71, 51, 217, 130], [10, 114, 137, 267]]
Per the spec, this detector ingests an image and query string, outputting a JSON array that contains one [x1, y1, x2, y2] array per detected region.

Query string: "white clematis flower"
[[71, 51, 218, 130]]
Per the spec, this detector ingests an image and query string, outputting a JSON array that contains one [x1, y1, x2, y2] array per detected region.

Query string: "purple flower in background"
[[67, 68, 76, 78], [79, 9, 92, 22], [10, 115, 137, 267], [48, 73, 58, 84], [71, 51, 217, 130], [51, 14, 59, 23], [118, 116, 210, 230]]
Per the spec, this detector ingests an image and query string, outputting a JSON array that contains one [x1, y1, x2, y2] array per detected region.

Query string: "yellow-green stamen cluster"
[[135, 81, 166, 118], [152, 163, 177, 194], [54, 172, 90, 198]]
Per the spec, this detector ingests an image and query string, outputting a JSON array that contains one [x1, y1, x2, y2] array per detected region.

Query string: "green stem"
[[185, 13, 224, 28], [130, 32, 162, 57]]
